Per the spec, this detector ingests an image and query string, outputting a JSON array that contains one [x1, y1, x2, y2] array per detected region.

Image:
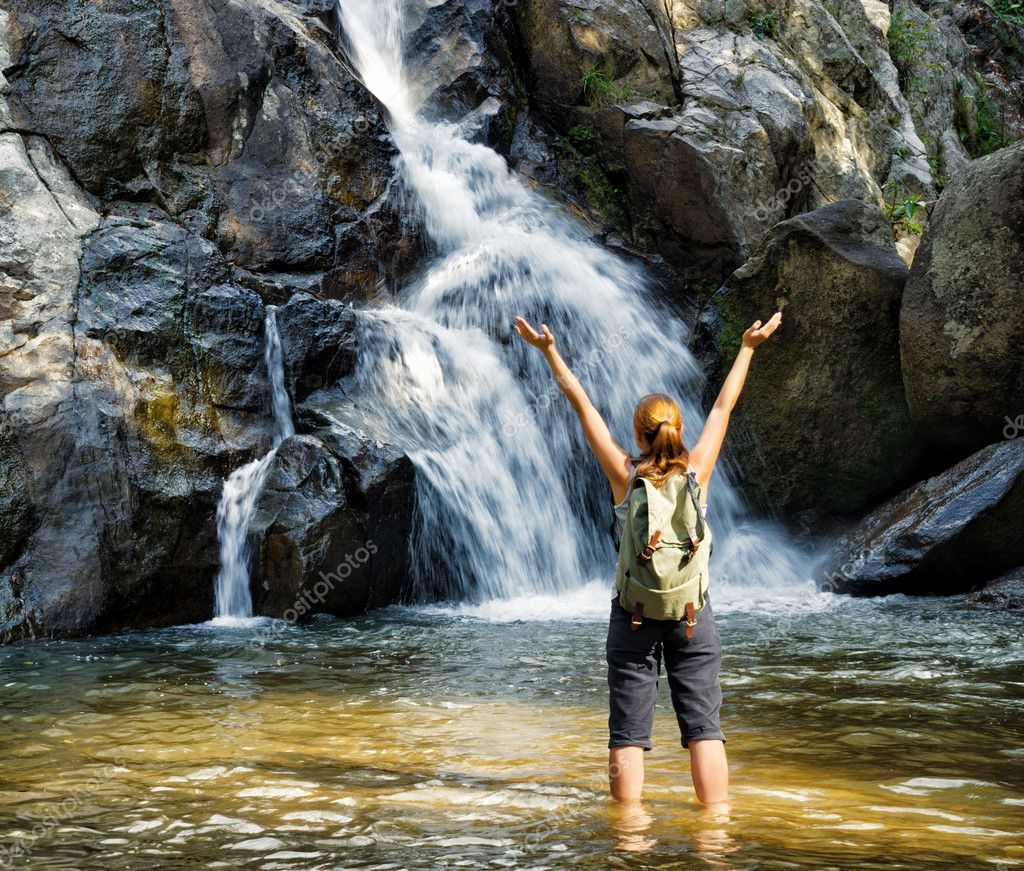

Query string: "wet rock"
[[900, 139, 1024, 461], [275, 293, 358, 404], [1, 203, 273, 641], [251, 425, 416, 619], [967, 565, 1024, 609], [404, 0, 520, 148], [819, 439, 1024, 596], [2, 0, 408, 286], [709, 200, 918, 516]]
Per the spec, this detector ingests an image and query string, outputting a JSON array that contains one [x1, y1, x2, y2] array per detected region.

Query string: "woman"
[[513, 310, 782, 806]]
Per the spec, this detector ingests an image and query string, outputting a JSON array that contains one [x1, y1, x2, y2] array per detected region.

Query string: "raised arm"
[[689, 311, 782, 491], [513, 316, 633, 501]]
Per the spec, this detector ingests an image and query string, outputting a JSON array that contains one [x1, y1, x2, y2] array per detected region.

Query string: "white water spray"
[[334, 0, 814, 609], [212, 307, 294, 621]]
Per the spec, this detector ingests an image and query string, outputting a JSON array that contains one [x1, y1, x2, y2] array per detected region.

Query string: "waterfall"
[[212, 307, 294, 621], [334, 0, 811, 606]]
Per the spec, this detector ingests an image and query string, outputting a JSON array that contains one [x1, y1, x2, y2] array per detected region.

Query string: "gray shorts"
[[606, 592, 726, 750]]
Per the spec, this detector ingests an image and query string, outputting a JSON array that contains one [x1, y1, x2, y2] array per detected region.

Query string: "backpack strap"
[[685, 471, 705, 553]]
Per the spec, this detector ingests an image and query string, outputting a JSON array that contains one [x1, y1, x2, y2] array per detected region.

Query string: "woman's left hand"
[[513, 316, 555, 352]]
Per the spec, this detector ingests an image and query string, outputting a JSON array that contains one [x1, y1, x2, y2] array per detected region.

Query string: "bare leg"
[[609, 745, 645, 803], [688, 738, 728, 804], [690, 739, 728, 804]]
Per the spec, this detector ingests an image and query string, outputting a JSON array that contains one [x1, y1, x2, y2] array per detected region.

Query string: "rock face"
[[900, 140, 1024, 461], [514, 0, 947, 280], [819, 439, 1024, 596], [251, 426, 416, 620], [1, 0, 411, 295], [708, 200, 918, 516], [968, 565, 1024, 609], [0, 0, 428, 641]]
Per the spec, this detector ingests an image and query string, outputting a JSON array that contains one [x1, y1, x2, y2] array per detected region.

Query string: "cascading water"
[[212, 307, 295, 621], [334, 0, 813, 608]]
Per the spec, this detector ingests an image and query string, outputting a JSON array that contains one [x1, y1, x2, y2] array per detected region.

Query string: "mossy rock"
[[714, 200, 919, 516]]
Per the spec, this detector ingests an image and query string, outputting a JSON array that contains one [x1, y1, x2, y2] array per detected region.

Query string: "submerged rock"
[[968, 566, 1024, 609], [707, 200, 918, 517], [819, 439, 1024, 596], [900, 140, 1024, 462]]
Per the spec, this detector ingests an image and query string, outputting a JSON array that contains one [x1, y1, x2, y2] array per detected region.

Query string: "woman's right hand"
[[513, 316, 555, 352]]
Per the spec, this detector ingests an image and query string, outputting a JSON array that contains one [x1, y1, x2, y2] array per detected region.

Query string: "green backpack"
[[615, 470, 712, 632]]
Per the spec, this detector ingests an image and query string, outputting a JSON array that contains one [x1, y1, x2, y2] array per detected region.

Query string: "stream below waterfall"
[[1, 590, 1022, 869]]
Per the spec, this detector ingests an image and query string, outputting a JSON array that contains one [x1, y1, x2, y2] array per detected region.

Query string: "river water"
[[3, 2, 1021, 868], [1, 587, 1022, 869]]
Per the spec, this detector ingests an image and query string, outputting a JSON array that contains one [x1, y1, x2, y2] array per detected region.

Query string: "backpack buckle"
[[684, 601, 696, 639], [636, 529, 662, 565]]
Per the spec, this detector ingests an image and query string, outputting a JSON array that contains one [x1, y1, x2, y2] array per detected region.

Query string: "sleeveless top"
[[611, 461, 708, 548]]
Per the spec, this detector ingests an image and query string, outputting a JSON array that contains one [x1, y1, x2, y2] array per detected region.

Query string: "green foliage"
[[956, 72, 1009, 157], [882, 182, 924, 236], [993, 0, 1024, 25], [714, 292, 744, 360], [557, 126, 630, 232], [579, 65, 631, 106], [748, 4, 780, 38], [887, 11, 931, 90]]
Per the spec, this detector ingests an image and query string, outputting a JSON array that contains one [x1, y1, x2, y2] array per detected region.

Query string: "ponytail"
[[632, 395, 688, 487]]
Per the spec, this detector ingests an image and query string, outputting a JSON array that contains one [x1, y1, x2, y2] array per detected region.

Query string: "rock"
[[509, 0, 948, 283], [275, 293, 358, 404], [1, 207, 273, 642], [251, 425, 416, 619], [968, 565, 1024, 609], [900, 139, 1024, 461], [709, 200, 918, 516], [515, 0, 679, 120], [403, 0, 520, 148], [819, 439, 1024, 596], [2, 0, 410, 288]]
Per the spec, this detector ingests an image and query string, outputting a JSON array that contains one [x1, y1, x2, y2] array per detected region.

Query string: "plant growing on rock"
[[956, 72, 1010, 158], [882, 182, 924, 236], [579, 65, 630, 106], [993, 0, 1024, 26], [748, 4, 780, 38], [887, 10, 931, 91], [556, 125, 630, 234]]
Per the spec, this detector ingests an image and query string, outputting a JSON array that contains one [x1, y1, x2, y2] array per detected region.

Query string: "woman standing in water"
[[513, 311, 782, 806]]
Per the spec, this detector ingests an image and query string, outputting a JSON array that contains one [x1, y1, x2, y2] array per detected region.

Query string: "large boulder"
[[707, 200, 918, 517], [251, 424, 416, 620], [1, 0, 411, 291], [512, 0, 942, 282], [900, 140, 1024, 461], [515, 0, 679, 119], [819, 439, 1024, 596]]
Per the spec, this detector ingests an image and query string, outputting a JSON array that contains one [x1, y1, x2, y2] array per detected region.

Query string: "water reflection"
[[0, 592, 1022, 869]]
